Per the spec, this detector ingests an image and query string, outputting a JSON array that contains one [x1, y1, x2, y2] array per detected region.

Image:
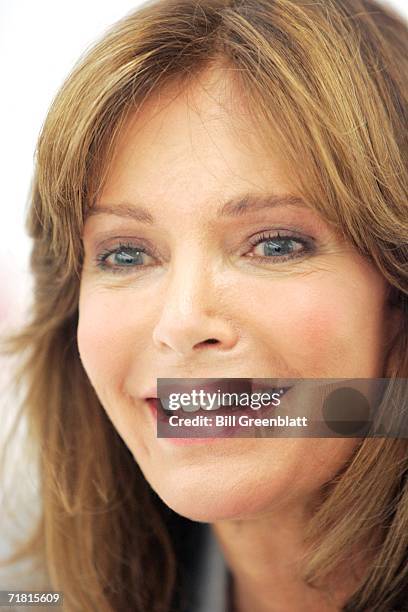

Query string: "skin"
[[77, 65, 398, 610]]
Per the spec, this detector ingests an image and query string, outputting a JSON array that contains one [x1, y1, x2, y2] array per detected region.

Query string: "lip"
[[147, 399, 231, 445], [146, 384, 293, 442], [142, 378, 254, 403], [142, 377, 293, 402]]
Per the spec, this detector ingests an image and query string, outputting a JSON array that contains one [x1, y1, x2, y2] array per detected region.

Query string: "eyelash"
[[94, 231, 314, 274]]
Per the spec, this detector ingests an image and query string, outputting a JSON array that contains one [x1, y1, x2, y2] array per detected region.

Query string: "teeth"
[[157, 387, 289, 414], [159, 398, 200, 413]]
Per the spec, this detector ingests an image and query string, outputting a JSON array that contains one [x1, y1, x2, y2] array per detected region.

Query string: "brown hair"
[[1, 0, 407, 609]]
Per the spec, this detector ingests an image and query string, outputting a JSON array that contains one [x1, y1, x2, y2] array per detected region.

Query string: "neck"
[[211, 502, 367, 612]]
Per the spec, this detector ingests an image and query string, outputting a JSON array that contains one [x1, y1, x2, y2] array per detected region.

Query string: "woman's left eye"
[[246, 232, 311, 262]]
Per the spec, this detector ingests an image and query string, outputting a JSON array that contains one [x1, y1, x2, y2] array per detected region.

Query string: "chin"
[[157, 488, 266, 522], [143, 466, 287, 523]]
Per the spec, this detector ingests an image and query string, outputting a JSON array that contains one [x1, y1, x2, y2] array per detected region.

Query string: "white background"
[[0, 0, 407, 328]]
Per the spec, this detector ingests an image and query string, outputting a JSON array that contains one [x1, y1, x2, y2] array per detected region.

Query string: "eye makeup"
[[90, 226, 317, 275]]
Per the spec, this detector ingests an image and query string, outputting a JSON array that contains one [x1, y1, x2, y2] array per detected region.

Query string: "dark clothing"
[[168, 515, 231, 612]]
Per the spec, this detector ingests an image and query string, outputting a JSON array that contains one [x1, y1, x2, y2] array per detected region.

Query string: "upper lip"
[[142, 378, 293, 399]]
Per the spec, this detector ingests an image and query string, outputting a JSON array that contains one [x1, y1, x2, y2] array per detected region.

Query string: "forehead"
[[96, 65, 296, 214]]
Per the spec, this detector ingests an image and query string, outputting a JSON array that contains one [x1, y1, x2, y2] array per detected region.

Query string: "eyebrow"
[[85, 193, 307, 223]]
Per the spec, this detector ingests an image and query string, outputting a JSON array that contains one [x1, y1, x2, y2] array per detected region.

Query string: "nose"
[[152, 258, 239, 357]]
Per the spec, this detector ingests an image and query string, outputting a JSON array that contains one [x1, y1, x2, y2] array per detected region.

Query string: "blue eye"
[[93, 231, 314, 275], [248, 232, 312, 262], [96, 243, 154, 273]]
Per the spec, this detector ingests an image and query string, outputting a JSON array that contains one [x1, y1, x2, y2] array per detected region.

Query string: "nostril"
[[204, 338, 219, 344]]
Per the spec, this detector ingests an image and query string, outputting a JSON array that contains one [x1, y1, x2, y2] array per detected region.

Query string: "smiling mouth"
[[148, 386, 292, 416]]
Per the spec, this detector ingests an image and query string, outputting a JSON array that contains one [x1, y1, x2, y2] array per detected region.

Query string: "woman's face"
[[78, 67, 393, 521]]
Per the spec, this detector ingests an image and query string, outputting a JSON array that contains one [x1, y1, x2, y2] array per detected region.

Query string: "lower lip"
[[147, 399, 226, 445], [146, 389, 291, 445]]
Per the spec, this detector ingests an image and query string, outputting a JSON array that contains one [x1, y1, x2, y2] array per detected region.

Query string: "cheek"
[[242, 271, 386, 376], [283, 287, 353, 356], [77, 289, 133, 395]]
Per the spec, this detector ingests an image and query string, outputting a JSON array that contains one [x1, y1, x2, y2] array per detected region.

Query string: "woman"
[[0, 0, 407, 610]]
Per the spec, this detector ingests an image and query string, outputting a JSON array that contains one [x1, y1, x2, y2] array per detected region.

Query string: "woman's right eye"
[[95, 243, 155, 274]]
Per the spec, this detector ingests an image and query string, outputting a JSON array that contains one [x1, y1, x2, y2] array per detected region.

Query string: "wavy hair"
[[0, 0, 407, 609]]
